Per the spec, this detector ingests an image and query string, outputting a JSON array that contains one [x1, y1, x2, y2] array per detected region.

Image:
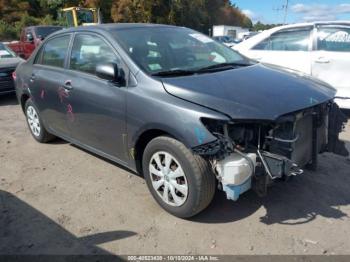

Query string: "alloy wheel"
[[26, 105, 41, 137]]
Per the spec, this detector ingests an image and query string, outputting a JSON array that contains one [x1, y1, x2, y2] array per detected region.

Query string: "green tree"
[[253, 21, 281, 31], [0, 0, 253, 40]]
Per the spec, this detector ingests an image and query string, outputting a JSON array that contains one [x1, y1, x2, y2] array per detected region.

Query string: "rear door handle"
[[63, 80, 73, 91], [315, 57, 330, 63], [30, 73, 36, 82]]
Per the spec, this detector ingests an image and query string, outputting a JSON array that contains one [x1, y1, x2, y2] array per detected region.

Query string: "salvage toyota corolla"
[[14, 24, 348, 218]]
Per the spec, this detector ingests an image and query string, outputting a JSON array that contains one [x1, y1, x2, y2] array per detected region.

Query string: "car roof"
[[62, 23, 178, 32], [47, 23, 181, 39], [269, 21, 350, 31]]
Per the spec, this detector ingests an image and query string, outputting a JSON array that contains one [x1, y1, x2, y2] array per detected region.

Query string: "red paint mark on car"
[[58, 87, 69, 103], [67, 104, 75, 122], [40, 89, 45, 99]]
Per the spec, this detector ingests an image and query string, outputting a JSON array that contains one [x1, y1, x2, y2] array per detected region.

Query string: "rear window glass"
[[317, 27, 350, 52], [0, 43, 16, 58], [41, 35, 70, 68]]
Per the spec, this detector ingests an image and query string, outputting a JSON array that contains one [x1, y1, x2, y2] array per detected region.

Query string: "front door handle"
[[315, 57, 330, 64], [63, 80, 73, 91]]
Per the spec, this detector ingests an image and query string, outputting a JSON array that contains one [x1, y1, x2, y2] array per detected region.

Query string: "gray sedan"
[[14, 24, 348, 218]]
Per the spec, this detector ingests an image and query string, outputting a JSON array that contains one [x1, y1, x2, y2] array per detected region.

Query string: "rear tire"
[[142, 136, 216, 218], [25, 99, 55, 143]]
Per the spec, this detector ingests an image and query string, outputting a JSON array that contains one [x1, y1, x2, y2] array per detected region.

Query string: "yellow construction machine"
[[60, 7, 101, 27]]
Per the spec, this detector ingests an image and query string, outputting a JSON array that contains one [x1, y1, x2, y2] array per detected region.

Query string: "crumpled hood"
[[0, 57, 24, 69], [162, 64, 336, 120]]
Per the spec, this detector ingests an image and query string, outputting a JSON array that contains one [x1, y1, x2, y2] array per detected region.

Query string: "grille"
[[0, 67, 15, 91]]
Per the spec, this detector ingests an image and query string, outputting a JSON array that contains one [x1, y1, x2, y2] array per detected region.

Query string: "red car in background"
[[7, 26, 63, 59]]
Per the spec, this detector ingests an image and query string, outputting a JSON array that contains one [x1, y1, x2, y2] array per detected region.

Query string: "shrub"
[[0, 20, 17, 41]]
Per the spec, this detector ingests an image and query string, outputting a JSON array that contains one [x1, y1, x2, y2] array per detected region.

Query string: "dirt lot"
[[1, 93, 350, 255]]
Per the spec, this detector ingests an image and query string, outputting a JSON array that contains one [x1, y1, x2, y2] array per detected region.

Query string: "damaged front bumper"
[[193, 101, 349, 201]]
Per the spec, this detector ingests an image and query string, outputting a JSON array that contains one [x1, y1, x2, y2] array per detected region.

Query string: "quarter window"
[[34, 47, 43, 64], [41, 35, 71, 68], [253, 29, 311, 51], [70, 34, 119, 75], [317, 27, 350, 52]]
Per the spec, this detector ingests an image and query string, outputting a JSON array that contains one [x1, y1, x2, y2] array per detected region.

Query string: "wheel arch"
[[20, 93, 30, 112], [133, 128, 186, 176]]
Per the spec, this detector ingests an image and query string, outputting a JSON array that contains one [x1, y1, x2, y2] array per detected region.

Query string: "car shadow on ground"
[[192, 153, 350, 225], [0, 190, 136, 255], [0, 93, 18, 106]]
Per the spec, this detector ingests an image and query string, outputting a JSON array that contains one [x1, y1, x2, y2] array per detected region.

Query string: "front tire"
[[142, 136, 216, 218], [25, 99, 55, 143]]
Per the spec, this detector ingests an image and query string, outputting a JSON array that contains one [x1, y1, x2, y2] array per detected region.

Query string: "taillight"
[[12, 71, 16, 80]]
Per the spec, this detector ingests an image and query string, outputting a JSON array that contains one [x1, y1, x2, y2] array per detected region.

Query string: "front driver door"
[[63, 33, 128, 163], [311, 25, 350, 108]]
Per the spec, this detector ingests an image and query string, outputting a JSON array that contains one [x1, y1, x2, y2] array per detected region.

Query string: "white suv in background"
[[234, 21, 350, 109]]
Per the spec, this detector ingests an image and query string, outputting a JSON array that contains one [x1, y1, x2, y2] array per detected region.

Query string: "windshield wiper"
[[151, 62, 252, 77], [151, 69, 195, 77], [196, 62, 251, 72]]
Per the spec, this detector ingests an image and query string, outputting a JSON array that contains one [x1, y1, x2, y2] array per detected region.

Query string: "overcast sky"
[[232, 0, 350, 24]]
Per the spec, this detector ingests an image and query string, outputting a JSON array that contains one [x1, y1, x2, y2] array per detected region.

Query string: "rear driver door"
[[30, 34, 72, 136], [311, 25, 350, 108]]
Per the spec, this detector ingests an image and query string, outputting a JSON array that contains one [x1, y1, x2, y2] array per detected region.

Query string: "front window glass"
[[41, 35, 70, 68], [112, 27, 249, 75], [317, 27, 350, 52], [0, 43, 16, 58], [253, 29, 311, 51], [70, 34, 119, 75]]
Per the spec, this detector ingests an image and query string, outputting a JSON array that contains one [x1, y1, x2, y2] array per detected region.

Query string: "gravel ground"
[[1, 93, 350, 255]]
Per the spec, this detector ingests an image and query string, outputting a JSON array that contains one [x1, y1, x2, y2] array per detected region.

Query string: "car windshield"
[[35, 27, 63, 39], [112, 27, 251, 75], [77, 9, 95, 25], [0, 43, 16, 58]]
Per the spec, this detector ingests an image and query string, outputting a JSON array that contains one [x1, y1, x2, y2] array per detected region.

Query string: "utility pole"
[[283, 0, 289, 24], [273, 0, 289, 24]]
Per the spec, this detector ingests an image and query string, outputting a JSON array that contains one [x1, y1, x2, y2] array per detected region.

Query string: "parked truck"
[[7, 26, 63, 59]]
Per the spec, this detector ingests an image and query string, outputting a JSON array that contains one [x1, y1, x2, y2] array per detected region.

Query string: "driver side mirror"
[[26, 33, 34, 43], [96, 62, 120, 82]]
